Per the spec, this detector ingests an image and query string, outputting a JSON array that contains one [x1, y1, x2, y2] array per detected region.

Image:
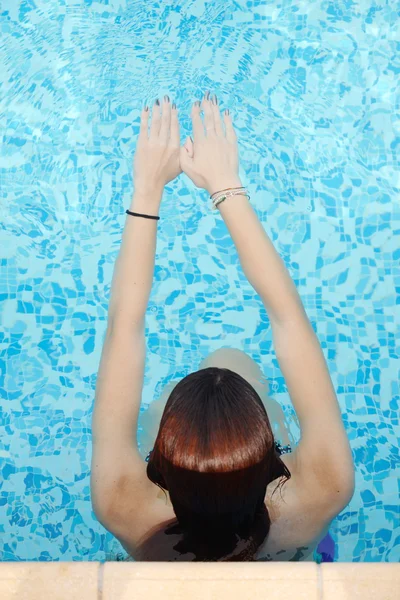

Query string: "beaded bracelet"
[[210, 186, 250, 210]]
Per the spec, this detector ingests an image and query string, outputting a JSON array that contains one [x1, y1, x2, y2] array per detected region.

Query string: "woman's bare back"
[[128, 348, 336, 561], [115, 451, 332, 562]]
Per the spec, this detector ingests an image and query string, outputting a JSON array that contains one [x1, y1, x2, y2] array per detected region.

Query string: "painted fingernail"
[[164, 95, 170, 102], [205, 91, 210, 100], [155, 98, 160, 106], [211, 94, 218, 105], [225, 108, 229, 115], [172, 102, 176, 109], [144, 106, 149, 111], [190, 136, 193, 143], [195, 100, 201, 107]]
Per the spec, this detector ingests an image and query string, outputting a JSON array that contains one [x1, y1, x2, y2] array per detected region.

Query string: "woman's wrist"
[[130, 186, 164, 215], [208, 177, 244, 197]]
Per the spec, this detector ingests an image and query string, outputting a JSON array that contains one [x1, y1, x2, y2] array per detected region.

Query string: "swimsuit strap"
[[274, 441, 292, 455]]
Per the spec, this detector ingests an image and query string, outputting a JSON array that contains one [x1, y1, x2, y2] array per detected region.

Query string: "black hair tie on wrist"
[[126, 209, 160, 220]]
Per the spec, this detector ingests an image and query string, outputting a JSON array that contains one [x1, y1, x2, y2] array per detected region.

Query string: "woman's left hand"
[[133, 96, 182, 195]]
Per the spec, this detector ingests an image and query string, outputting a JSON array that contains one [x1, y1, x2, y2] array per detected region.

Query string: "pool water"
[[0, 0, 399, 562]]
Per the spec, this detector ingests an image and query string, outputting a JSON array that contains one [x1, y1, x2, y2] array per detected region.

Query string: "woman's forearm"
[[107, 188, 163, 332], [217, 188, 305, 325]]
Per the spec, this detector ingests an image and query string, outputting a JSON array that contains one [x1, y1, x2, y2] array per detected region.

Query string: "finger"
[[202, 91, 215, 136], [149, 99, 162, 139], [159, 95, 172, 143], [191, 101, 205, 142], [223, 109, 237, 143], [139, 107, 149, 140], [210, 95, 224, 136], [170, 102, 180, 147]]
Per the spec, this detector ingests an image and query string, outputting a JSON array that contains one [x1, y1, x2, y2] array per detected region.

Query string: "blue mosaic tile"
[[0, 0, 399, 563]]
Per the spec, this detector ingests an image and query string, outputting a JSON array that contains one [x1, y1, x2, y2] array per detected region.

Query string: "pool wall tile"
[[102, 562, 319, 600], [0, 562, 99, 600], [1, 562, 399, 600], [321, 563, 400, 600]]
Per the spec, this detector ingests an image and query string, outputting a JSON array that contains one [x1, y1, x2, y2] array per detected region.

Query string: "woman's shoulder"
[[116, 495, 177, 561], [256, 452, 334, 560]]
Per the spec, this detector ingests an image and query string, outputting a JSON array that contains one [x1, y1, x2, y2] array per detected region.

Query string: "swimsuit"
[[144, 441, 292, 463]]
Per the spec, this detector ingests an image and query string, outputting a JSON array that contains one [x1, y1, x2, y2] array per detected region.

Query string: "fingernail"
[[225, 108, 229, 115], [205, 91, 210, 100], [172, 102, 176, 109], [190, 136, 193, 143], [144, 106, 149, 112], [164, 95, 170, 102], [155, 98, 160, 106], [211, 94, 218, 105], [195, 100, 201, 107]]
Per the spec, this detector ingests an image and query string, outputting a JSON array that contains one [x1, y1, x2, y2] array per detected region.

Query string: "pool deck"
[[0, 562, 398, 599]]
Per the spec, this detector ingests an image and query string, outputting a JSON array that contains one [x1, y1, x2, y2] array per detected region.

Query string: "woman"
[[90, 92, 355, 562]]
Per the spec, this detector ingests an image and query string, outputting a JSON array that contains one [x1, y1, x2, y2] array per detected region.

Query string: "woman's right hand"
[[180, 92, 242, 197]]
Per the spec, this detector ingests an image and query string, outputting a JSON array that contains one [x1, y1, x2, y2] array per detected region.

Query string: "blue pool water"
[[0, 0, 399, 562]]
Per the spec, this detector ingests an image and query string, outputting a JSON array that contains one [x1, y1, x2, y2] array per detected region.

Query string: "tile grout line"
[[317, 563, 323, 600], [98, 562, 104, 600]]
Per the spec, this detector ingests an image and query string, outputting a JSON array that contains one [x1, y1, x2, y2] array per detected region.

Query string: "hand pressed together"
[[133, 92, 241, 199], [133, 95, 182, 196]]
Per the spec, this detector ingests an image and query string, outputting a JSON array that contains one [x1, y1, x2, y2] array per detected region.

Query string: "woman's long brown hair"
[[142, 367, 291, 561]]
